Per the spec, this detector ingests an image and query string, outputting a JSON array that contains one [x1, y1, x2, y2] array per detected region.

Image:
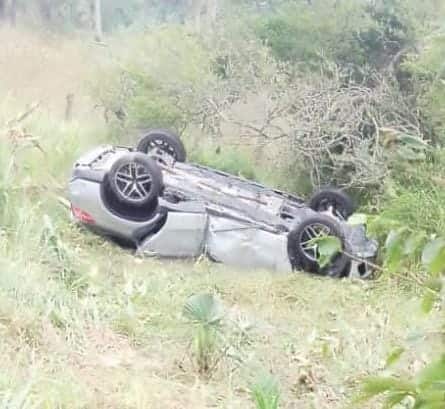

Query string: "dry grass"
[[0, 28, 442, 409], [0, 27, 101, 121]]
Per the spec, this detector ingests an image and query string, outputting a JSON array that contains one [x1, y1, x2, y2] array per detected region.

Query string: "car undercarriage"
[[68, 129, 379, 278]]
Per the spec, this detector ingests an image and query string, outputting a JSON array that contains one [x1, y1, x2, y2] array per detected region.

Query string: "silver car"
[[68, 129, 378, 278]]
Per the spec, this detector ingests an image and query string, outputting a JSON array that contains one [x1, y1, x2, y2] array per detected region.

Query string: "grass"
[[0, 231, 442, 408], [0, 27, 442, 409]]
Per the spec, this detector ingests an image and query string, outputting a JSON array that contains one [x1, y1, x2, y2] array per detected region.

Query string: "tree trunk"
[[207, 0, 217, 26], [0, 0, 5, 22], [93, 0, 103, 42], [187, 0, 203, 32], [9, 0, 17, 26], [39, 0, 52, 23], [65, 93, 74, 122]]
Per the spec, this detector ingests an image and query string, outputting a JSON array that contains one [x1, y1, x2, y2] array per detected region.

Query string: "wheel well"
[[100, 175, 160, 222]]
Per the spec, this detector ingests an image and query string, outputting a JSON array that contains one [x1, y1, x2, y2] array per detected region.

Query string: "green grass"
[[0, 199, 442, 408], [2, 237, 443, 407], [188, 142, 259, 181]]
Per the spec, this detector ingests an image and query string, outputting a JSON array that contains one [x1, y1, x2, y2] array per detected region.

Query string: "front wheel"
[[287, 215, 351, 277]]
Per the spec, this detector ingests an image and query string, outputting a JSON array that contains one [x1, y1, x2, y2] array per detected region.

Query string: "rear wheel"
[[136, 129, 186, 163], [108, 152, 163, 208], [308, 188, 354, 220], [288, 215, 350, 277]]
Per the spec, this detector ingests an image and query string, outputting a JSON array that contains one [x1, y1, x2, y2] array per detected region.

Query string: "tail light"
[[71, 205, 96, 225]]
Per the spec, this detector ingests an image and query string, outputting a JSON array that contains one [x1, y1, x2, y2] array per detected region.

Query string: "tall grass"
[[250, 374, 280, 409]]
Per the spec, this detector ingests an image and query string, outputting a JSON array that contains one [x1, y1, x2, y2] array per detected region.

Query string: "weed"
[[183, 293, 223, 375], [250, 373, 280, 409]]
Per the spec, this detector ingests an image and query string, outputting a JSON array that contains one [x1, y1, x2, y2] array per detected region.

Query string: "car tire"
[[287, 215, 351, 278], [107, 152, 163, 208], [136, 129, 187, 162], [308, 188, 354, 220]]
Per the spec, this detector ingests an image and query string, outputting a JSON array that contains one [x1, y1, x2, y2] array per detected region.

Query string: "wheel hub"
[[114, 162, 152, 203], [149, 140, 177, 159], [299, 223, 332, 262], [318, 199, 345, 220]]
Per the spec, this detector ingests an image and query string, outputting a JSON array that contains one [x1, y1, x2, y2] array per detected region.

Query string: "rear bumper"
[[68, 178, 155, 241]]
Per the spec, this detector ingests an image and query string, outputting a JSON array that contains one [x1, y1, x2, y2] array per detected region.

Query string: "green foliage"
[[422, 239, 445, 275], [183, 293, 223, 326], [253, 0, 416, 77], [189, 145, 258, 181], [371, 162, 445, 240], [378, 224, 445, 281], [310, 236, 342, 269], [385, 346, 405, 368], [254, 1, 369, 66], [358, 356, 445, 408], [348, 213, 368, 226], [93, 26, 214, 130], [403, 33, 445, 142], [250, 373, 280, 409], [359, 186, 445, 408], [183, 293, 223, 375]]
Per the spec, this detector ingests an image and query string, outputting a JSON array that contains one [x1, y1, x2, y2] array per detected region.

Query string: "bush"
[[254, 1, 371, 68], [92, 26, 215, 131], [403, 34, 445, 143], [253, 0, 419, 79], [189, 144, 258, 181], [371, 150, 445, 237]]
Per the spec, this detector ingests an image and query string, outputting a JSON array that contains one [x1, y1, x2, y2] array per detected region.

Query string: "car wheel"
[[287, 215, 351, 277], [308, 188, 354, 220], [107, 153, 163, 208], [136, 129, 187, 163]]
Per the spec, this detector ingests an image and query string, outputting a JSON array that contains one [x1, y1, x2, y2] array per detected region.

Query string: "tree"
[[8, 0, 16, 26], [93, 0, 103, 41], [0, 0, 16, 26], [186, 0, 218, 32], [38, 0, 52, 22], [0, 0, 5, 21]]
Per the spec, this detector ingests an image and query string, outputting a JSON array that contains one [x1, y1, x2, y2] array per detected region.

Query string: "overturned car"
[[68, 129, 378, 278]]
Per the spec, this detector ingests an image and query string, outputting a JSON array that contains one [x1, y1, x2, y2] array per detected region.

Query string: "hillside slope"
[[0, 28, 442, 409]]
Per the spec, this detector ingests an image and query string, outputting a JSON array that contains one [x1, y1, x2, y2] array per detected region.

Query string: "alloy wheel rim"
[[114, 162, 152, 203], [149, 139, 177, 159], [318, 199, 345, 220], [299, 223, 332, 262]]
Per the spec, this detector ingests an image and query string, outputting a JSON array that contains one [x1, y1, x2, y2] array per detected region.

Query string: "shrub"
[[189, 144, 258, 180], [356, 233, 445, 406], [261, 2, 362, 63], [370, 149, 445, 238], [403, 34, 445, 143], [92, 26, 214, 131], [253, 0, 411, 73], [357, 357, 445, 409]]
